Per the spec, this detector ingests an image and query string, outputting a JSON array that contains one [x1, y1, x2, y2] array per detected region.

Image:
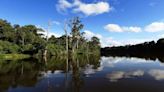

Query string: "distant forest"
[[101, 39, 164, 61]]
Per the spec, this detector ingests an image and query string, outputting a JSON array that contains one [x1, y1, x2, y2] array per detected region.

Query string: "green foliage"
[[0, 40, 20, 54], [0, 18, 100, 56], [0, 19, 46, 55], [47, 43, 65, 56], [0, 54, 30, 60], [22, 44, 33, 51]]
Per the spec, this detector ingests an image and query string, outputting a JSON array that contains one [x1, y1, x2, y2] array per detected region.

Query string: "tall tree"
[[69, 17, 84, 52]]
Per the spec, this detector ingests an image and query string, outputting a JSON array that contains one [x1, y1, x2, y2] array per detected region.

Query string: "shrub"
[[0, 40, 20, 54]]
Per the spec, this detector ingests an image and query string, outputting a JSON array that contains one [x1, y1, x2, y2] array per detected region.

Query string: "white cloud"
[[101, 57, 124, 68], [158, 34, 164, 38], [104, 24, 141, 32], [101, 57, 154, 69], [101, 37, 122, 47], [56, 0, 73, 11], [84, 30, 102, 40], [83, 30, 122, 47], [84, 30, 160, 47], [106, 70, 144, 82], [101, 37, 154, 47], [38, 31, 62, 38], [120, 38, 155, 45], [123, 26, 142, 32], [52, 21, 61, 25], [83, 65, 96, 77], [83, 30, 153, 47], [48, 32, 62, 38], [104, 24, 123, 32], [56, 0, 112, 16], [125, 70, 144, 77], [36, 25, 62, 38], [148, 69, 164, 80], [73, 1, 111, 16], [105, 21, 164, 33], [106, 71, 124, 82], [145, 22, 164, 32]]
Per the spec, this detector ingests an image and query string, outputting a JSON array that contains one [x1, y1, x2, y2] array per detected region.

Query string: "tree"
[[69, 17, 84, 52], [0, 19, 14, 42], [48, 35, 56, 44], [91, 36, 100, 46]]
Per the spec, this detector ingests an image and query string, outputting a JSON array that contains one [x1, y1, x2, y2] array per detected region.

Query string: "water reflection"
[[106, 70, 144, 82], [0, 59, 42, 92], [148, 69, 164, 80], [1, 55, 164, 92]]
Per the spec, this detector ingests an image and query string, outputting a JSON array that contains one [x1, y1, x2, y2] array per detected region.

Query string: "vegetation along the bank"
[[0, 17, 100, 57], [101, 38, 164, 59]]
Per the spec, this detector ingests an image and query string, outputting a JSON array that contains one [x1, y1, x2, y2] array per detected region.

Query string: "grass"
[[0, 54, 30, 60]]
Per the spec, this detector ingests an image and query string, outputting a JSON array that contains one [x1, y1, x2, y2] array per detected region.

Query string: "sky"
[[0, 0, 164, 47]]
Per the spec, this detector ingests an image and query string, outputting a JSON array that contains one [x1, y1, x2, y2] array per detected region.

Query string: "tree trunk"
[[22, 37, 25, 46], [77, 39, 79, 49], [64, 21, 68, 54]]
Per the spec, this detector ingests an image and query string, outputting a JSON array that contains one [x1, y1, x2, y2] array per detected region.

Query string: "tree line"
[[101, 38, 164, 61], [0, 17, 100, 56]]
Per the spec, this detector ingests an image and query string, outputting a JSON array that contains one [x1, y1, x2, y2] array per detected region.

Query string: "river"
[[1, 55, 164, 92]]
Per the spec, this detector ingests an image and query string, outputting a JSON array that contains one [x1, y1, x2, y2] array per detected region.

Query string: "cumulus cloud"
[[100, 57, 124, 68], [106, 71, 124, 82], [73, 1, 111, 16], [56, 0, 73, 12], [101, 57, 154, 69], [105, 21, 164, 33], [104, 24, 141, 32], [82, 64, 104, 77], [38, 31, 62, 38], [83, 30, 122, 47], [125, 70, 144, 78], [145, 22, 164, 32], [101, 37, 155, 47], [83, 65, 96, 77], [56, 0, 112, 16], [83, 30, 153, 47], [101, 37, 122, 47], [123, 26, 142, 32], [106, 70, 144, 82], [148, 69, 164, 80], [104, 24, 123, 32], [84, 30, 102, 40], [36, 25, 62, 38]]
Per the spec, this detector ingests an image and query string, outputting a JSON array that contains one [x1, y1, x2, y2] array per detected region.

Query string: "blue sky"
[[0, 0, 164, 47]]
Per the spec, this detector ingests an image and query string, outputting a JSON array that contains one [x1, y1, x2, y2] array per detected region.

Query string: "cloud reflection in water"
[[106, 70, 144, 82]]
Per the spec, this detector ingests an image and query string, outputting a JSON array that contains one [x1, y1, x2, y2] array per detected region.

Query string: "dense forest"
[[101, 39, 164, 61], [0, 17, 100, 58]]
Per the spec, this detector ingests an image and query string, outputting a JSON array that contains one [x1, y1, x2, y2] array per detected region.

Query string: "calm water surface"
[[1, 56, 164, 92]]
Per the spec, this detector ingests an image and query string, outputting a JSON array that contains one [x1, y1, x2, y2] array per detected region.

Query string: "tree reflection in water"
[[0, 54, 100, 92], [1, 55, 164, 92]]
